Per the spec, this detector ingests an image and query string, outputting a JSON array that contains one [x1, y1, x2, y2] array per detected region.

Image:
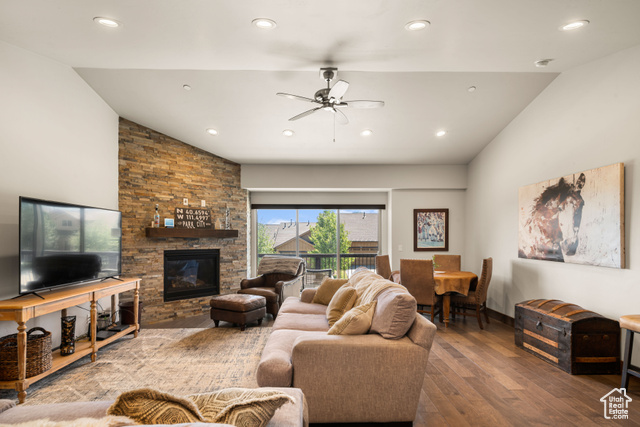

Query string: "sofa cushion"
[[370, 289, 417, 339], [326, 286, 357, 327], [273, 312, 330, 331], [279, 297, 328, 316], [257, 330, 327, 387], [312, 277, 349, 305], [328, 301, 377, 335], [0, 401, 114, 423]]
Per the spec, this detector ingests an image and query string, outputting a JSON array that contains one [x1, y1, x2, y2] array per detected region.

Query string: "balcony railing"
[[258, 253, 377, 279]]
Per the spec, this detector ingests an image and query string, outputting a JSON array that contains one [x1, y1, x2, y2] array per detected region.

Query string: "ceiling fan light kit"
[[277, 67, 384, 125]]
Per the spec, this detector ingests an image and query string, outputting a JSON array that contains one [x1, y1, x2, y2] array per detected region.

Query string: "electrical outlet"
[[183, 198, 188, 205], [201, 200, 206, 207], [398, 244, 403, 252]]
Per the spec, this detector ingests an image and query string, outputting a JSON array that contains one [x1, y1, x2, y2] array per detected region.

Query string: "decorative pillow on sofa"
[[326, 286, 357, 327], [328, 301, 377, 335], [108, 387, 293, 427], [312, 277, 349, 305], [370, 289, 417, 339], [189, 387, 294, 426]]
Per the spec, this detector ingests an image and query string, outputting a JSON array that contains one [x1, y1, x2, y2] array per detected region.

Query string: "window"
[[255, 207, 381, 278]]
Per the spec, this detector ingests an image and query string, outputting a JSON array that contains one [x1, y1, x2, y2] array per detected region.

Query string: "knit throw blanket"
[[349, 269, 408, 306], [257, 255, 306, 276]]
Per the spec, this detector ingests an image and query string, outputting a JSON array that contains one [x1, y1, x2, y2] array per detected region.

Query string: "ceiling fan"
[[277, 67, 384, 125]]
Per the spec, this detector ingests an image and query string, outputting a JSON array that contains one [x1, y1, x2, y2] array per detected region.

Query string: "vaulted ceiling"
[[2, 1, 640, 165]]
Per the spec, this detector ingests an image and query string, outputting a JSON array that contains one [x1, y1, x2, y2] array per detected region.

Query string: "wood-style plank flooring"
[[143, 314, 640, 426]]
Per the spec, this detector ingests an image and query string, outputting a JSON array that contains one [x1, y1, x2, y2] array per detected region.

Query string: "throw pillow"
[[188, 387, 293, 427], [312, 277, 349, 305], [326, 286, 358, 327], [108, 388, 203, 424], [108, 387, 293, 427], [328, 301, 377, 335], [370, 289, 417, 339]]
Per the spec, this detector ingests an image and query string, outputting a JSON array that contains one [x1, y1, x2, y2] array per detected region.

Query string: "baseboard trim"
[[487, 307, 514, 327]]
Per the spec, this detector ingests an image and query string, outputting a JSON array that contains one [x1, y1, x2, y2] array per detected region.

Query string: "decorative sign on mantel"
[[174, 207, 212, 229]]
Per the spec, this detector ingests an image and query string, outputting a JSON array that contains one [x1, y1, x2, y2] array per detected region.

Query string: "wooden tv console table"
[[0, 277, 140, 403]]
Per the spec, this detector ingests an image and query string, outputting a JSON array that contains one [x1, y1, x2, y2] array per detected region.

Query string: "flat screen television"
[[19, 197, 122, 295]]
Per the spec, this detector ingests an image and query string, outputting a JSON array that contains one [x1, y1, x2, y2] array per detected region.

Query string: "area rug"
[[0, 327, 271, 405]]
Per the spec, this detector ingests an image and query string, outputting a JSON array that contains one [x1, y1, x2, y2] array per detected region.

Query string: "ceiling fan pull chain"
[[333, 114, 336, 143]]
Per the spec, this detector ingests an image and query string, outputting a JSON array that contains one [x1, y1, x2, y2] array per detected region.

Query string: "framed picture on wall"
[[518, 162, 625, 268], [414, 209, 449, 251]]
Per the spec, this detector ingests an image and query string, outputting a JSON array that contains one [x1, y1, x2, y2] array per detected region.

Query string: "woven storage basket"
[[0, 327, 52, 381]]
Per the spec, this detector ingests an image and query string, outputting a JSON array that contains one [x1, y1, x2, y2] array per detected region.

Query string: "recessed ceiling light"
[[282, 129, 294, 137], [436, 130, 447, 137], [182, 84, 191, 91], [561, 20, 589, 31], [467, 86, 477, 92], [206, 128, 218, 136], [405, 20, 430, 31], [93, 17, 120, 28], [252, 18, 277, 29], [360, 129, 373, 137], [535, 59, 554, 68]]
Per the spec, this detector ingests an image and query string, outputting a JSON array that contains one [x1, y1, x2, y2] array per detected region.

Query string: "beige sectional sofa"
[[257, 269, 438, 424]]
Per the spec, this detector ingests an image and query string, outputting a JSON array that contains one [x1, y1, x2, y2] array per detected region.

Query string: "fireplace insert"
[[163, 249, 220, 302]]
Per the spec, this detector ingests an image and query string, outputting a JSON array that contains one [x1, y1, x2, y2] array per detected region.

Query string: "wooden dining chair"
[[375, 255, 399, 281], [451, 257, 493, 329], [400, 259, 441, 322], [433, 254, 461, 271]]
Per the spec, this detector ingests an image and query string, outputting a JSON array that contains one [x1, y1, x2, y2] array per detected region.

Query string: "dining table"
[[433, 270, 478, 328]]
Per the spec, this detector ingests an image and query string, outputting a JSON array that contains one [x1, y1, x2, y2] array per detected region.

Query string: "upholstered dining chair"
[[433, 254, 461, 271], [375, 255, 399, 281], [451, 257, 493, 329], [400, 259, 440, 322]]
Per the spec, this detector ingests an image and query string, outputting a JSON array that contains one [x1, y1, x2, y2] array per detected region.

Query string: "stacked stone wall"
[[118, 118, 247, 323]]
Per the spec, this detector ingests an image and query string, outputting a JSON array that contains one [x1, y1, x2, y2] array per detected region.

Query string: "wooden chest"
[[515, 299, 620, 374]]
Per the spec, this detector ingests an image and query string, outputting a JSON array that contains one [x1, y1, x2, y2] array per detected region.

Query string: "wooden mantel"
[[145, 227, 238, 239]]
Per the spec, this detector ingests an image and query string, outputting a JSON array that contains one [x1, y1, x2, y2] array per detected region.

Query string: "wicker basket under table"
[[0, 327, 52, 381]]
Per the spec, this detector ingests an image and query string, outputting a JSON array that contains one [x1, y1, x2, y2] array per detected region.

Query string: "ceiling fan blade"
[[342, 100, 385, 108], [289, 106, 322, 121], [277, 92, 317, 103], [334, 108, 349, 125], [328, 80, 349, 100]]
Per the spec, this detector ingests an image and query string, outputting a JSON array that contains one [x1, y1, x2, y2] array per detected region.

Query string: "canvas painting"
[[414, 209, 449, 251], [518, 163, 624, 268]]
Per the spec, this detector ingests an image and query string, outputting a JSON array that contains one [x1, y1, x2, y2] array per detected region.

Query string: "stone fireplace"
[[164, 249, 220, 302], [118, 118, 248, 323]]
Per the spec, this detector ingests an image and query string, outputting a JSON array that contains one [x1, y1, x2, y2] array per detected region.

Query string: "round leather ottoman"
[[210, 294, 266, 331]]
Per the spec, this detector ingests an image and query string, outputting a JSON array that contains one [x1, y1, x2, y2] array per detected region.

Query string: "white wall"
[[0, 41, 118, 341], [466, 44, 640, 324], [389, 189, 466, 271], [242, 164, 467, 191]]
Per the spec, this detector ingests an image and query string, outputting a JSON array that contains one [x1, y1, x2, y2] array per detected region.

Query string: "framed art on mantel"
[[414, 209, 449, 251]]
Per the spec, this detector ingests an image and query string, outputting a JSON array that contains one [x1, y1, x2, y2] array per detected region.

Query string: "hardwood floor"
[[142, 313, 640, 426]]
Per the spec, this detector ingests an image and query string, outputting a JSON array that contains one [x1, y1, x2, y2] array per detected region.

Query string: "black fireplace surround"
[[163, 249, 220, 302]]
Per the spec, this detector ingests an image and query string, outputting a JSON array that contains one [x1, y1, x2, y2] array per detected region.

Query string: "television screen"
[[19, 197, 122, 295]]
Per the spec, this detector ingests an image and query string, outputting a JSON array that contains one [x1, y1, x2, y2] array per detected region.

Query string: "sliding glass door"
[[255, 208, 380, 279]]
